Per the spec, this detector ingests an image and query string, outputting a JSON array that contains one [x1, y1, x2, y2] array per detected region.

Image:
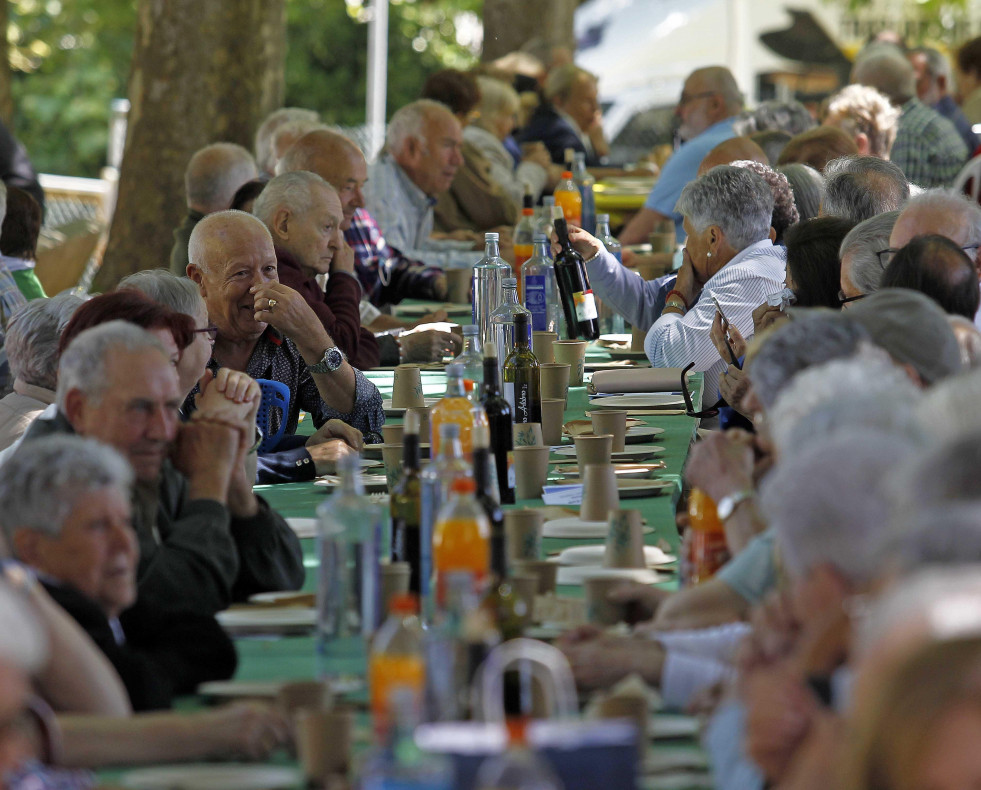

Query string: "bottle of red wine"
[[479, 346, 515, 504], [552, 218, 600, 340]]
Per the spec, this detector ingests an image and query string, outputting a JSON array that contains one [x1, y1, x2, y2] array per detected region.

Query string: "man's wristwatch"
[[308, 346, 345, 374], [717, 489, 755, 520]]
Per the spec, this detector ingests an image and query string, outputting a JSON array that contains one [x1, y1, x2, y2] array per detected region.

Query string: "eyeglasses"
[[681, 362, 725, 419], [677, 90, 718, 107], [876, 244, 981, 267], [194, 325, 219, 342], [837, 290, 867, 307]]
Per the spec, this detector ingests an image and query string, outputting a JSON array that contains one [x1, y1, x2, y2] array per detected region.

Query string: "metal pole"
[[365, 0, 389, 161]]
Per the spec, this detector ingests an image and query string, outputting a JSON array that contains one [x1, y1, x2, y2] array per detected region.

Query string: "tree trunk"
[[93, 0, 285, 291], [0, 1, 12, 126], [482, 0, 578, 63]]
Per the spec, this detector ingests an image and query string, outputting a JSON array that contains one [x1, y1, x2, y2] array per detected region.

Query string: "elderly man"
[[187, 210, 384, 480], [170, 143, 258, 276], [852, 46, 968, 187], [910, 46, 979, 154], [251, 171, 378, 370], [254, 106, 320, 177], [821, 156, 909, 223], [823, 84, 900, 160], [20, 321, 303, 616], [571, 166, 784, 386], [620, 66, 743, 244], [364, 100, 479, 269], [277, 131, 461, 366], [838, 210, 900, 304], [517, 64, 608, 166], [882, 235, 981, 319], [2, 435, 236, 711], [0, 293, 82, 450]]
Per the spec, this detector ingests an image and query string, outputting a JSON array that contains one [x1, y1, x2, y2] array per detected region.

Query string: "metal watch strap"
[[717, 489, 755, 521]]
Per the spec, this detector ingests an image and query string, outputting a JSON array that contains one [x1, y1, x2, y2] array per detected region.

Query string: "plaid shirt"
[[188, 328, 384, 443], [891, 98, 969, 188], [345, 207, 445, 306]]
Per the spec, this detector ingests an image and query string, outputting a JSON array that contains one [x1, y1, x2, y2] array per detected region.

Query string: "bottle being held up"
[[472, 232, 512, 350], [553, 170, 582, 227], [502, 312, 542, 425], [685, 488, 731, 586], [552, 218, 600, 341], [391, 410, 423, 593], [522, 232, 562, 334], [480, 345, 515, 505]]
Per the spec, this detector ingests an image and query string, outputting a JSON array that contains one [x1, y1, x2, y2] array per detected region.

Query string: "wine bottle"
[[502, 312, 542, 424], [552, 217, 600, 340], [390, 410, 423, 593], [480, 345, 515, 504]]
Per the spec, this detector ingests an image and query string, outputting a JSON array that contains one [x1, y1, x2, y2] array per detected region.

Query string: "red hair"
[[59, 290, 195, 357]]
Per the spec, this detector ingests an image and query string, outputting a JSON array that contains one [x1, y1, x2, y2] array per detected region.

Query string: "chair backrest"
[[953, 153, 981, 203], [255, 378, 291, 454]]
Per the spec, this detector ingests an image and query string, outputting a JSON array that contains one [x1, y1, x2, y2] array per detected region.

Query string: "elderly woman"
[[572, 165, 786, 384], [0, 293, 83, 450], [464, 75, 556, 203]]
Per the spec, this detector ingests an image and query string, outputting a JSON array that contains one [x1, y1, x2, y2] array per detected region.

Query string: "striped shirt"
[[646, 241, 786, 391]]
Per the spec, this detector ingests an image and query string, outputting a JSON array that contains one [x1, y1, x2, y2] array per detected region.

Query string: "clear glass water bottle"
[[573, 151, 596, 234], [452, 324, 484, 393], [489, 277, 532, 367], [522, 232, 562, 334], [316, 453, 386, 681], [595, 213, 624, 334], [472, 232, 512, 349]]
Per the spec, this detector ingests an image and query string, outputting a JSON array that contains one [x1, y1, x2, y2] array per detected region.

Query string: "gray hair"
[[884, 504, 981, 574], [839, 210, 900, 295], [386, 99, 453, 155], [748, 312, 870, 408], [890, 430, 981, 524], [254, 107, 320, 175], [674, 165, 773, 251], [852, 45, 917, 104], [0, 435, 132, 549], [184, 143, 257, 214], [824, 84, 900, 159], [768, 345, 922, 456], [898, 188, 981, 247], [732, 100, 816, 136], [543, 64, 596, 103], [916, 366, 981, 444], [6, 293, 84, 389], [474, 76, 520, 126], [56, 321, 167, 409], [822, 156, 909, 222], [252, 170, 334, 228], [187, 209, 274, 274], [761, 430, 919, 585], [913, 46, 952, 83], [778, 163, 825, 222], [118, 269, 204, 319]]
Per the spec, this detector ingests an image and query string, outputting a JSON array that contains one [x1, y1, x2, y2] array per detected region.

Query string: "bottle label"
[[525, 275, 548, 331], [573, 290, 598, 321], [504, 382, 515, 415]]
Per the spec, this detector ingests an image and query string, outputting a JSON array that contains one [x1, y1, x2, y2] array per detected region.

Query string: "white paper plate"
[[121, 765, 301, 790], [216, 607, 316, 635], [558, 565, 665, 585], [555, 544, 676, 568], [314, 473, 389, 493], [542, 517, 655, 540], [552, 463, 663, 480], [558, 478, 674, 499], [590, 394, 686, 409], [551, 444, 666, 462], [286, 517, 317, 539], [598, 334, 632, 346], [650, 714, 701, 740], [197, 677, 363, 699], [382, 397, 440, 417], [626, 426, 665, 443]]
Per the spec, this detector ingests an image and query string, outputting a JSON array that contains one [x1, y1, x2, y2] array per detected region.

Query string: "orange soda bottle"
[[431, 363, 488, 458], [432, 477, 490, 607], [553, 171, 582, 227], [369, 592, 425, 737], [686, 488, 731, 585]]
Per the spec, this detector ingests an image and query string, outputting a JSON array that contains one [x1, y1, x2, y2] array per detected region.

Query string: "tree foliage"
[[7, 0, 480, 178]]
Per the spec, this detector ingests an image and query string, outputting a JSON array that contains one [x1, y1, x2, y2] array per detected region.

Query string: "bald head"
[[184, 143, 258, 214], [277, 130, 368, 230], [187, 210, 274, 275], [890, 190, 981, 274], [697, 137, 769, 176]]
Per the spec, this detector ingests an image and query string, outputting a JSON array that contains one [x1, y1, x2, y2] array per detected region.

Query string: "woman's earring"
[[706, 252, 712, 258]]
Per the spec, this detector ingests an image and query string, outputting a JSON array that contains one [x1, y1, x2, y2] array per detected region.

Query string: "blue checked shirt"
[[890, 98, 968, 188]]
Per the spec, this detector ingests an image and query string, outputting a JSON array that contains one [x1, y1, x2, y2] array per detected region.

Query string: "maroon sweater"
[[275, 248, 380, 370]]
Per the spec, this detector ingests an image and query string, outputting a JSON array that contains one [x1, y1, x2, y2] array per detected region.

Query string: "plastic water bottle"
[[573, 152, 596, 235], [452, 324, 484, 392], [472, 233, 512, 350]]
